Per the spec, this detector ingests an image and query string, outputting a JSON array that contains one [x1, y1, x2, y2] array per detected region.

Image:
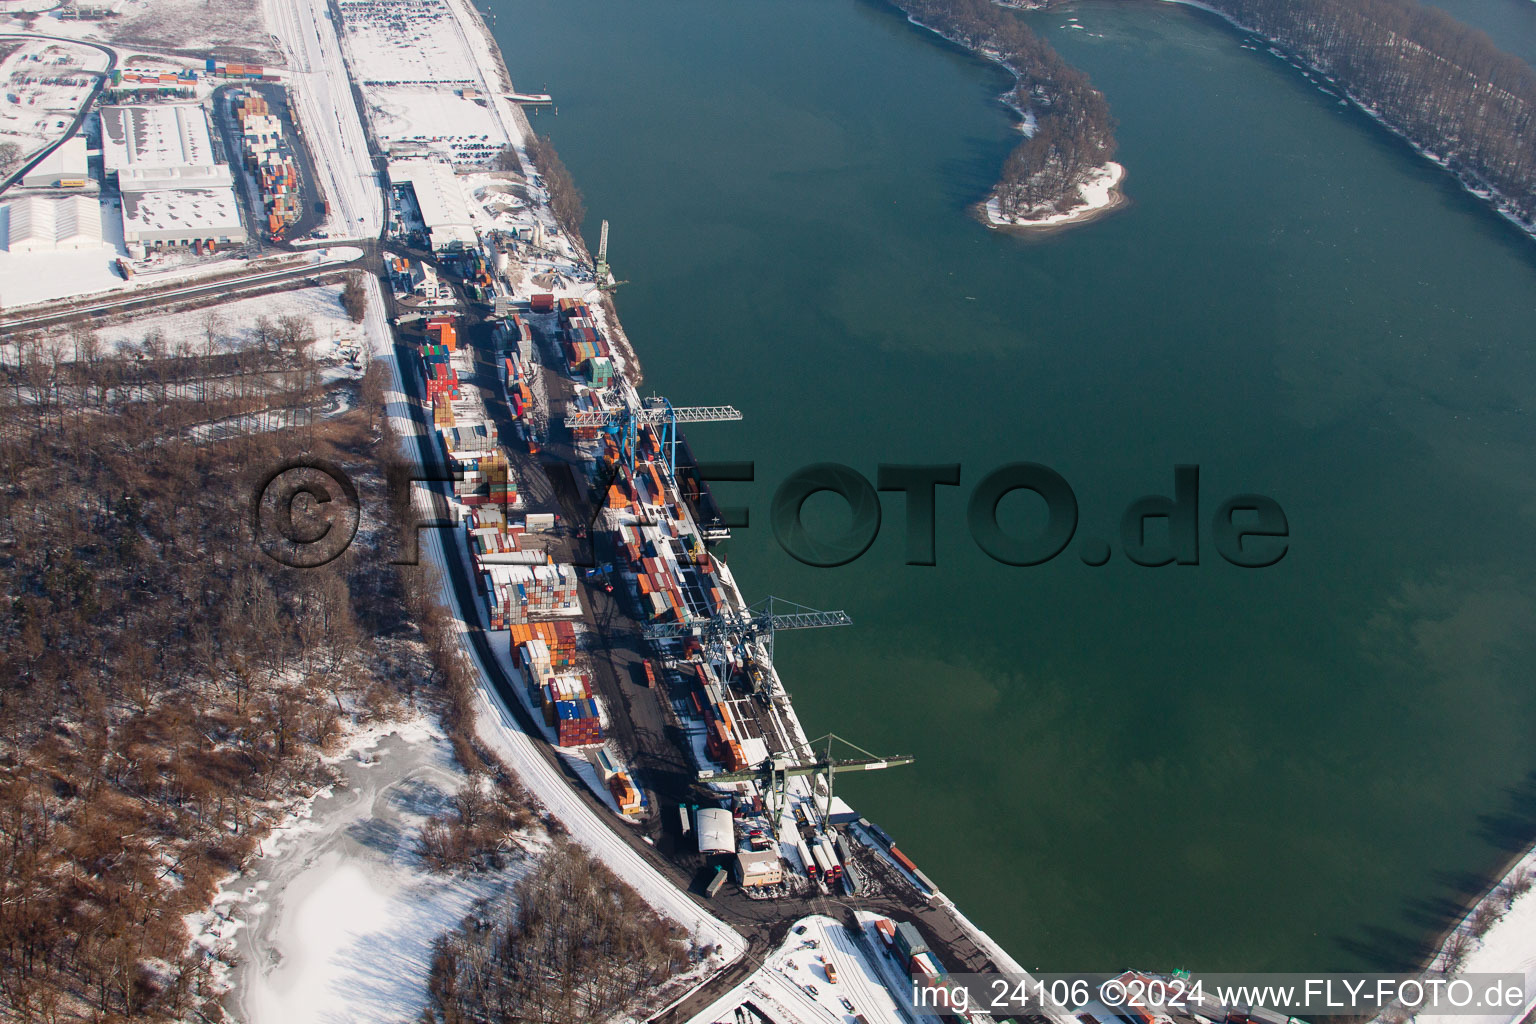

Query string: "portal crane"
[[701, 733, 914, 824], [565, 395, 742, 475], [643, 595, 851, 668], [593, 219, 626, 291]]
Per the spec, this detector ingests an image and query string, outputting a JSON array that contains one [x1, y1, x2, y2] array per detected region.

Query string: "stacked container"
[[555, 699, 602, 746]]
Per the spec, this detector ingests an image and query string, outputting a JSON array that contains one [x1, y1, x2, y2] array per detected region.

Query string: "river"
[[490, 0, 1536, 972]]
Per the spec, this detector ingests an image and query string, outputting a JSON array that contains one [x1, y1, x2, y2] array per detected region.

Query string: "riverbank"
[[1401, 847, 1536, 1024], [1153, 0, 1536, 243], [442, 0, 1065, 1005], [893, 0, 1125, 235], [979, 159, 1126, 232]]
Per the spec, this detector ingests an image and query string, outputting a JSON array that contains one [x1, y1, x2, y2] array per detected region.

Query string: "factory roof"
[[387, 158, 476, 249], [120, 187, 243, 239], [100, 104, 220, 175]]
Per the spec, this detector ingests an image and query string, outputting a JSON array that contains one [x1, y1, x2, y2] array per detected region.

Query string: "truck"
[[816, 835, 842, 882], [809, 841, 833, 879], [705, 866, 727, 898], [824, 962, 838, 984], [795, 838, 817, 878]]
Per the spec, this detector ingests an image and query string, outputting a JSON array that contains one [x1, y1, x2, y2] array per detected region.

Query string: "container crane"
[[643, 595, 851, 669], [565, 395, 742, 475], [701, 733, 914, 824]]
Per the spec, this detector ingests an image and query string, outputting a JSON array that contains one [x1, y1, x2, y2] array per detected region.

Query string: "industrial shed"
[[99, 104, 233, 190], [388, 158, 476, 250], [695, 807, 734, 856], [21, 137, 90, 189], [120, 188, 246, 247], [1, 195, 105, 252]]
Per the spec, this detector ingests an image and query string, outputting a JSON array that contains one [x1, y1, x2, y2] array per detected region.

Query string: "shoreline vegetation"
[[885, 0, 1125, 231], [1160, 0, 1536, 239]]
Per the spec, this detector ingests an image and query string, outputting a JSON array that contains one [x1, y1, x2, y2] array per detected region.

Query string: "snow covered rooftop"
[[100, 104, 223, 179], [120, 187, 246, 243], [388, 158, 477, 249], [21, 136, 89, 187], [1, 195, 104, 251]]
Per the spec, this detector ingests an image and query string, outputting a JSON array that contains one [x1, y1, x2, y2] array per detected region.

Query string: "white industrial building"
[[1, 195, 105, 252], [121, 188, 245, 247], [99, 104, 245, 248], [99, 104, 233, 190], [21, 137, 90, 189], [388, 158, 476, 250], [695, 807, 734, 856]]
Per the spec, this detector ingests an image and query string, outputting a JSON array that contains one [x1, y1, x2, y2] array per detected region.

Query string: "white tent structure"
[[695, 807, 734, 856], [0, 196, 104, 252]]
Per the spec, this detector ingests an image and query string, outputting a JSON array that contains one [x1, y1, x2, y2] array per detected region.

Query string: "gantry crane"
[[643, 595, 851, 669], [700, 733, 914, 824], [565, 395, 742, 475]]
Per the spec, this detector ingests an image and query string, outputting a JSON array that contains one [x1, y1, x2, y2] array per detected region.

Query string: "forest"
[[526, 133, 586, 237], [890, 0, 1119, 217], [1179, 0, 1536, 224], [0, 307, 685, 1021], [423, 836, 693, 1024]]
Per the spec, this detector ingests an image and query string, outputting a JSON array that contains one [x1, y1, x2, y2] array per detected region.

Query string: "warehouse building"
[[99, 103, 233, 190], [121, 188, 245, 247], [388, 158, 476, 250], [21, 137, 90, 189], [1, 195, 105, 252], [99, 103, 245, 248]]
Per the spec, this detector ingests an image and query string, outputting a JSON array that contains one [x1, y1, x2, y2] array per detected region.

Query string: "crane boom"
[[564, 405, 742, 429], [700, 754, 913, 785], [765, 610, 853, 631]]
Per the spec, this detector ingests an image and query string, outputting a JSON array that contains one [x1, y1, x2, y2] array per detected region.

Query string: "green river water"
[[490, 0, 1536, 972]]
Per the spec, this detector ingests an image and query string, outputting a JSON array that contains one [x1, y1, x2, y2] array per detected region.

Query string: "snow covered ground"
[[191, 719, 532, 1024], [1411, 849, 1536, 1024], [0, 36, 107, 166], [362, 86, 507, 162], [5, 271, 364, 365], [685, 914, 918, 1024], [335, 0, 510, 165], [984, 160, 1125, 231], [18, 280, 364, 356], [0, 194, 125, 307]]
